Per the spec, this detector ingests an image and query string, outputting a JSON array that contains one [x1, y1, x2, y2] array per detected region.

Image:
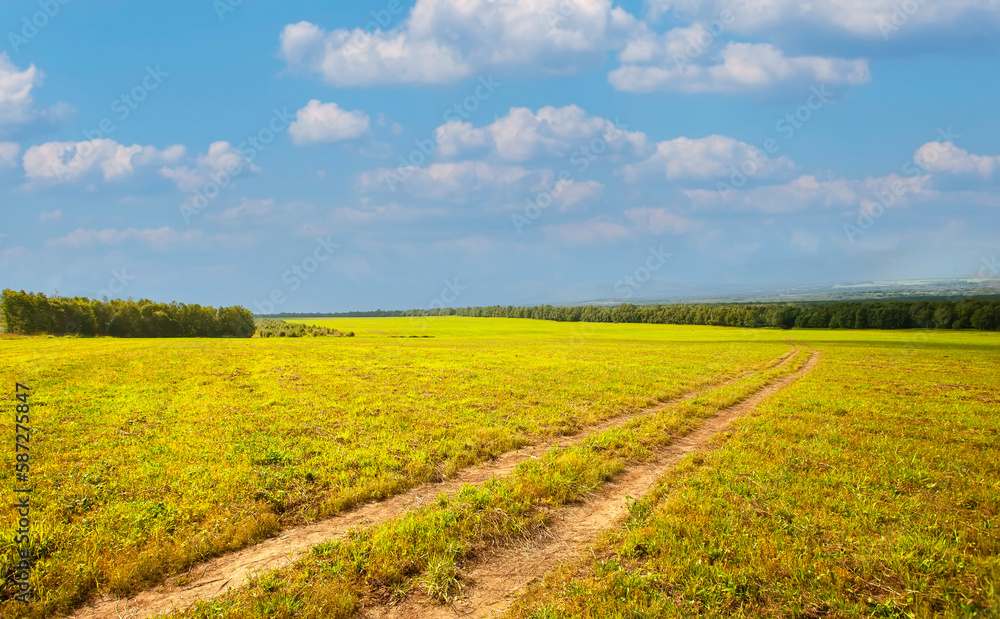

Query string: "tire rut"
[[363, 349, 820, 619]]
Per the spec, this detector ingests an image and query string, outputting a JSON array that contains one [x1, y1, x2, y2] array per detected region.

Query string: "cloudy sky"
[[1, 0, 999, 312]]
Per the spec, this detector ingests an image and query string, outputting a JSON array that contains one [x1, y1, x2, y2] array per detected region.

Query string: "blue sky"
[[1, 0, 998, 312]]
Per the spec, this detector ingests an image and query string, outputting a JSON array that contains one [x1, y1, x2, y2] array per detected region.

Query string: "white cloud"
[[609, 41, 870, 94], [38, 209, 62, 222], [914, 141, 1000, 177], [543, 218, 631, 245], [549, 178, 604, 210], [357, 160, 537, 199], [619, 135, 794, 182], [23, 139, 185, 184], [160, 141, 260, 192], [0, 141, 19, 167], [279, 0, 644, 86], [625, 206, 693, 234], [0, 53, 73, 130], [646, 0, 1000, 39], [436, 105, 650, 161], [289, 100, 370, 145], [683, 173, 934, 213], [46, 227, 252, 250], [684, 174, 857, 212], [0, 53, 41, 126], [858, 173, 935, 214], [278, 0, 881, 98]]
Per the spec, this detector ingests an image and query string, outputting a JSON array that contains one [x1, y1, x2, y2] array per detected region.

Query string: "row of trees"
[[0, 290, 256, 337], [288, 299, 1000, 331], [255, 319, 354, 338]]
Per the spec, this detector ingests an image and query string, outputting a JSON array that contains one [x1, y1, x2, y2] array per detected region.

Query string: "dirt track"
[[69, 349, 802, 619], [361, 349, 820, 619]]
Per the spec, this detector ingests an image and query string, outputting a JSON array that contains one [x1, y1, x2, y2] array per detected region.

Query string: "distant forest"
[[268, 298, 1000, 330], [0, 290, 255, 337]]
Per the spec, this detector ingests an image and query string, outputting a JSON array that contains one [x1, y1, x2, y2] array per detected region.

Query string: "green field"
[[0, 319, 997, 618], [0, 319, 788, 617], [509, 333, 1000, 618]]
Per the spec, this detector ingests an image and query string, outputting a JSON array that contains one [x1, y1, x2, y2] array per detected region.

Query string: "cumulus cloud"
[[23, 139, 185, 184], [160, 141, 260, 192], [289, 100, 370, 145], [646, 0, 1000, 40], [435, 105, 650, 161], [609, 40, 870, 94], [914, 141, 1000, 177], [0, 53, 42, 127], [0, 53, 73, 130], [278, 1, 877, 98], [0, 141, 19, 167], [279, 0, 644, 85], [619, 135, 794, 182]]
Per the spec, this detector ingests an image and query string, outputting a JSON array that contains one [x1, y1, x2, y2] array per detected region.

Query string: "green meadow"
[[0, 319, 996, 618]]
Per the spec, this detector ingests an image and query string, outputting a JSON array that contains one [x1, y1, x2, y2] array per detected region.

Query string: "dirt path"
[[363, 349, 820, 619], [69, 349, 801, 619]]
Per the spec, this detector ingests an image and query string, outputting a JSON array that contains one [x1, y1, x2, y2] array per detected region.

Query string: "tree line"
[[0, 290, 256, 337], [279, 298, 1000, 330]]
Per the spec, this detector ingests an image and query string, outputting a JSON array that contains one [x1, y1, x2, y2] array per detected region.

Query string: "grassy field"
[[1, 321, 996, 618], [163, 328, 998, 619], [0, 319, 793, 618], [508, 331, 1000, 618], [171, 342, 816, 619]]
